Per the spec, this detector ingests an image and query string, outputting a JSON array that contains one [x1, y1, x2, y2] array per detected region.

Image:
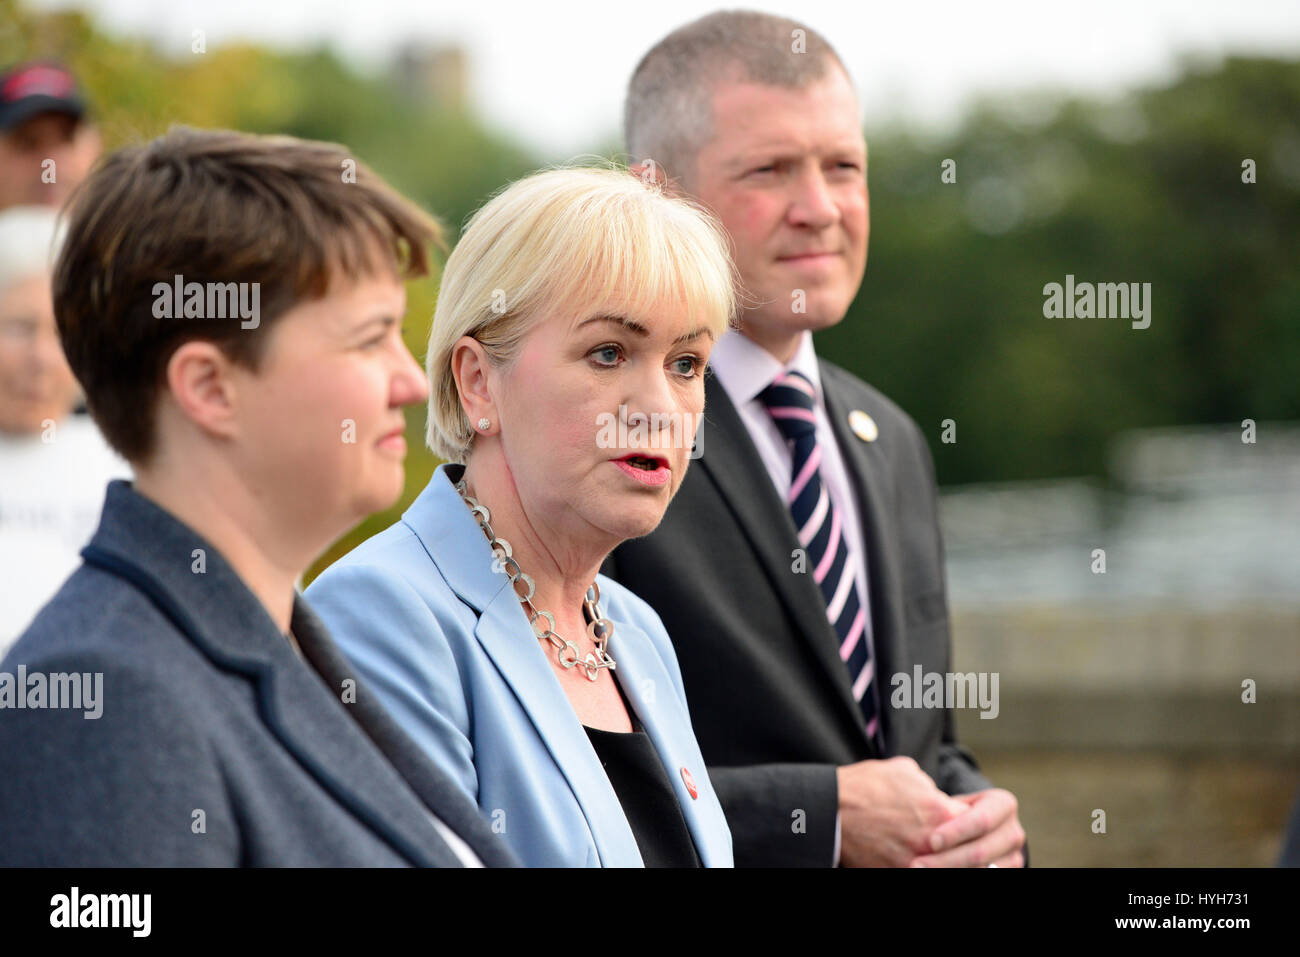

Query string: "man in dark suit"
[[606, 10, 1026, 867]]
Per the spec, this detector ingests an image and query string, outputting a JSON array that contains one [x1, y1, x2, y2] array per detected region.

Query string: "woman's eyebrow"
[[576, 314, 712, 345], [674, 327, 713, 344], [576, 313, 650, 337]]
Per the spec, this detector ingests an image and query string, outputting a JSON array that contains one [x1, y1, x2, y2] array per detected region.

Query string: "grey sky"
[[31, 0, 1300, 159]]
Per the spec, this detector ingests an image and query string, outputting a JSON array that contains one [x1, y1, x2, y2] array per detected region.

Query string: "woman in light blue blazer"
[[307, 166, 737, 867]]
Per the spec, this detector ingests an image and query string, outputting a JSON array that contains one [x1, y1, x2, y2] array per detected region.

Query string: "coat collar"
[[79, 479, 492, 867], [402, 464, 731, 866]]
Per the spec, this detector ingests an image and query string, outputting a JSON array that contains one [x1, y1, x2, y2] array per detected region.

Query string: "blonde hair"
[[426, 164, 739, 463]]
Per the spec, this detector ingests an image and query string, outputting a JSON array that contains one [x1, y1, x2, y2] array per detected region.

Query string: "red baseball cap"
[[0, 61, 87, 132]]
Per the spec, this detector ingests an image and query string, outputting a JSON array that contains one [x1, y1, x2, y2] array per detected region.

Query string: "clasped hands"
[[836, 756, 1025, 868]]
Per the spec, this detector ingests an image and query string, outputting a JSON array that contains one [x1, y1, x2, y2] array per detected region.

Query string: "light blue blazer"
[[306, 464, 733, 867]]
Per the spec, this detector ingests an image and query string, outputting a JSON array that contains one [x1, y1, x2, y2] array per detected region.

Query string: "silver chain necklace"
[[455, 478, 617, 682]]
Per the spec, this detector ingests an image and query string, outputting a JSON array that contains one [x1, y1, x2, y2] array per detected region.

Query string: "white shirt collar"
[[708, 328, 823, 407]]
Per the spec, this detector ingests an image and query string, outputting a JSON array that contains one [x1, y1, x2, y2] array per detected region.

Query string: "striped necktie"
[[759, 370, 882, 748]]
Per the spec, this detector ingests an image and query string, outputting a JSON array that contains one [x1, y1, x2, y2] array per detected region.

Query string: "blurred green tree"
[[5, 0, 1296, 578]]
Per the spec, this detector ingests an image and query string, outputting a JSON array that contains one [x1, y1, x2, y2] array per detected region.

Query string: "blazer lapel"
[[819, 366, 905, 755], [613, 620, 732, 867], [290, 599, 517, 867], [471, 577, 644, 865], [696, 373, 871, 747], [406, 465, 643, 866], [247, 619, 467, 867]]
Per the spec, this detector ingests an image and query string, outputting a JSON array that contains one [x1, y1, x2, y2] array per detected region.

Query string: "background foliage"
[[4, 0, 1296, 580]]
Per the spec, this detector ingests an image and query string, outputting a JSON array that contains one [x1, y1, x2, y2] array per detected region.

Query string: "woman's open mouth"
[[613, 453, 671, 487]]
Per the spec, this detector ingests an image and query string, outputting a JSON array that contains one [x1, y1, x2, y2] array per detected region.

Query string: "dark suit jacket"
[[0, 480, 518, 867], [604, 360, 996, 867]]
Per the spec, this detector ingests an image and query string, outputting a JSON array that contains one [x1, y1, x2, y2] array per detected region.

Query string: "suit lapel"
[[819, 364, 905, 755], [696, 373, 872, 749]]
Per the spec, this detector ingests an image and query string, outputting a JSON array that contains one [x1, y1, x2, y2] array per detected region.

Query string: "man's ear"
[[163, 340, 241, 441], [628, 157, 666, 185], [627, 156, 687, 196]]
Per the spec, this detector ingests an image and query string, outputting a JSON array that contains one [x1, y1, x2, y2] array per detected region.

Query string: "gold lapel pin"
[[849, 410, 878, 442]]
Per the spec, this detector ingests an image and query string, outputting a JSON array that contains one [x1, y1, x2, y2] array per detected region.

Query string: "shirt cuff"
[[832, 811, 842, 866]]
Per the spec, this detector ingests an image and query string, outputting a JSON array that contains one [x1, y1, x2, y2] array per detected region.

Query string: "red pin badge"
[[680, 767, 699, 800]]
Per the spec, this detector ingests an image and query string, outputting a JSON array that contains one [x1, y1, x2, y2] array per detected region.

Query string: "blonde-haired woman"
[[307, 166, 737, 867]]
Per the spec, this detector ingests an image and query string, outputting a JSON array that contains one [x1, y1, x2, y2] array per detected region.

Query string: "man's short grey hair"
[[624, 10, 851, 186]]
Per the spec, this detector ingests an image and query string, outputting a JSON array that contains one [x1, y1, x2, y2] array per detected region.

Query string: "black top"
[[584, 710, 702, 868]]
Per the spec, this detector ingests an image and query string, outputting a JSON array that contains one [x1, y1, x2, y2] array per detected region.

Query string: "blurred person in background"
[[0, 60, 101, 212], [0, 205, 126, 654]]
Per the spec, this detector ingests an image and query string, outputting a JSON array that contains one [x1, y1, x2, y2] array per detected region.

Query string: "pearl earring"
[[477, 417, 491, 432]]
